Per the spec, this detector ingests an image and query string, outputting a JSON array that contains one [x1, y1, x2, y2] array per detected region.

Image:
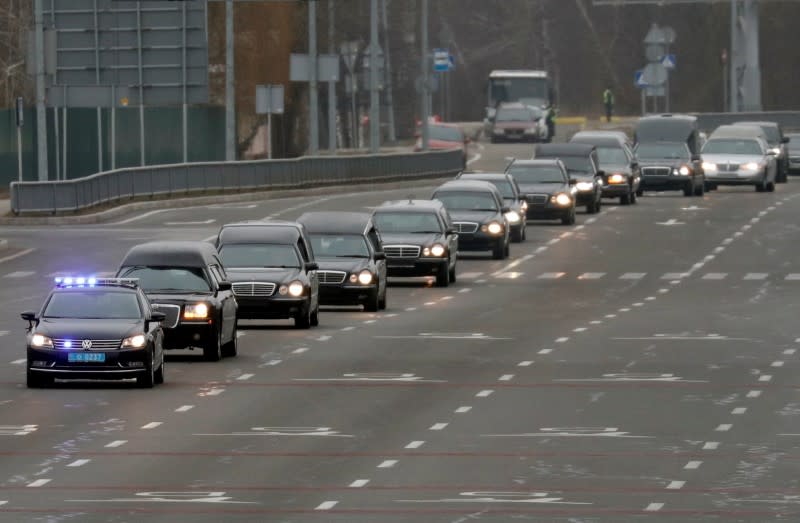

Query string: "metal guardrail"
[[10, 149, 465, 215], [692, 111, 800, 134]]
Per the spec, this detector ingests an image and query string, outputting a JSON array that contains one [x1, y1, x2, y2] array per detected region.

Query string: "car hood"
[[34, 318, 142, 340], [702, 153, 765, 164], [494, 121, 536, 129], [380, 233, 442, 246], [518, 182, 568, 194], [315, 258, 369, 273], [447, 210, 498, 223], [225, 267, 301, 283], [637, 158, 686, 168]]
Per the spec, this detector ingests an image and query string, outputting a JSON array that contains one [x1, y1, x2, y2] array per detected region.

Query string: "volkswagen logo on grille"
[[81, 339, 92, 349]]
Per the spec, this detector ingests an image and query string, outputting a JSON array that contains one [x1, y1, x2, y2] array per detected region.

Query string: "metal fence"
[[10, 149, 464, 215]]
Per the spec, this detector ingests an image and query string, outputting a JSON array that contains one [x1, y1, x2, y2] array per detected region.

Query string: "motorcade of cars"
[[414, 122, 469, 168], [571, 130, 634, 152], [733, 121, 790, 183], [116, 241, 238, 361], [214, 221, 320, 329], [633, 114, 705, 196], [456, 172, 528, 242], [786, 132, 800, 174], [431, 180, 511, 260], [701, 128, 777, 192], [504, 159, 577, 225], [297, 212, 387, 312], [372, 199, 458, 287], [490, 102, 547, 143], [22, 277, 166, 388], [532, 143, 604, 213], [569, 132, 641, 205]]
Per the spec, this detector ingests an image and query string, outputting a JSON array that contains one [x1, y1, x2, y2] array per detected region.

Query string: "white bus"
[[486, 69, 555, 140]]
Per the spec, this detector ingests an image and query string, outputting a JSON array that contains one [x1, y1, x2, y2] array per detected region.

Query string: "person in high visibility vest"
[[603, 87, 615, 123]]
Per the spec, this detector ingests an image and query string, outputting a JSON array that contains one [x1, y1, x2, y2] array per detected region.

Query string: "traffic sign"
[[661, 54, 676, 70], [634, 70, 648, 88], [433, 48, 450, 72], [642, 62, 667, 87]]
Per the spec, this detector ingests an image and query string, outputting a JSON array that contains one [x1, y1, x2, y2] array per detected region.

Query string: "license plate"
[[68, 352, 106, 363]]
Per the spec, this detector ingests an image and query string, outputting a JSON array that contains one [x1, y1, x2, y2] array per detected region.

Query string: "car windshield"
[[310, 234, 370, 258], [506, 165, 565, 184], [496, 108, 533, 122], [44, 291, 141, 319], [787, 135, 800, 152], [434, 191, 498, 211], [374, 212, 442, 234], [635, 143, 689, 160], [544, 155, 592, 174], [596, 147, 628, 166], [703, 139, 763, 156], [219, 244, 301, 268], [118, 266, 211, 292], [428, 125, 463, 142], [466, 179, 514, 198]]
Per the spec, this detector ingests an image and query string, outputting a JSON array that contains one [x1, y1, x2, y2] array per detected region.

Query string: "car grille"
[[318, 270, 347, 284], [642, 167, 671, 177], [151, 303, 181, 328], [384, 245, 421, 259], [527, 194, 548, 205], [53, 338, 121, 350], [232, 282, 277, 297], [453, 222, 479, 234], [716, 163, 740, 172]]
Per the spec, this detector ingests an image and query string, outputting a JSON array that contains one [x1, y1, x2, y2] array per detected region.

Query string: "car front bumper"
[[163, 321, 216, 350], [704, 172, 763, 185], [456, 232, 504, 252], [27, 346, 151, 379], [386, 257, 447, 278], [319, 284, 378, 305], [601, 183, 630, 197], [640, 176, 693, 190], [236, 296, 309, 320]]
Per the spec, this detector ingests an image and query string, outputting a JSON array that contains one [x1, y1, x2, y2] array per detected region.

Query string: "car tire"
[[137, 354, 155, 388], [636, 188, 644, 197], [295, 304, 312, 329], [436, 264, 449, 287], [222, 324, 238, 358], [310, 305, 320, 326], [767, 180, 776, 192], [154, 354, 165, 384], [521, 225, 527, 240], [585, 203, 596, 214], [364, 291, 380, 312], [620, 190, 631, 205], [630, 189, 637, 204], [26, 369, 52, 388], [561, 209, 576, 225], [694, 181, 705, 196], [511, 227, 523, 243], [203, 331, 223, 361], [449, 262, 457, 283], [683, 184, 693, 197], [492, 242, 505, 260], [755, 183, 765, 192], [378, 288, 387, 310], [504, 241, 510, 258]]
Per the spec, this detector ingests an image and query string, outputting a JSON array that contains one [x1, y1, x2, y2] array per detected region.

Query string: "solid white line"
[[378, 460, 397, 468], [716, 424, 732, 432], [430, 423, 448, 431], [644, 502, 664, 512], [26, 479, 51, 487], [746, 390, 762, 398], [684, 460, 703, 470], [175, 405, 194, 412], [666, 481, 685, 490], [772, 361, 785, 367], [111, 209, 169, 225], [703, 441, 720, 450], [538, 348, 552, 354], [518, 361, 533, 367], [105, 440, 127, 448], [784, 349, 796, 355], [498, 374, 514, 381], [237, 374, 254, 381], [349, 479, 370, 488], [759, 375, 773, 382], [315, 501, 338, 511], [476, 390, 493, 397], [732, 407, 747, 415], [405, 441, 425, 449], [10, 359, 25, 365], [292, 347, 309, 354], [67, 459, 90, 467], [164, 219, 216, 225], [141, 422, 162, 430], [455, 406, 472, 413], [555, 337, 569, 343], [0, 248, 35, 265]]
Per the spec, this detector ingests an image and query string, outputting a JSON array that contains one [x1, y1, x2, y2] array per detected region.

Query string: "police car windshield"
[[119, 267, 211, 292], [310, 234, 370, 258], [434, 191, 498, 212], [44, 291, 141, 319], [507, 166, 565, 184], [374, 212, 442, 234], [219, 244, 301, 268]]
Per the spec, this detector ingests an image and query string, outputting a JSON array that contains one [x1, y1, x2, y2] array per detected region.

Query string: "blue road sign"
[[433, 48, 450, 72], [634, 70, 648, 88], [661, 54, 676, 69]]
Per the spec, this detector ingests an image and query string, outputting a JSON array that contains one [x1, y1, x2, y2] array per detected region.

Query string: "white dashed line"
[[713, 246, 725, 253], [620, 273, 646, 280], [10, 359, 25, 365], [204, 387, 225, 396], [265, 360, 282, 366], [771, 361, 785, 367], [555, 337, 569, 343], [455, 406, 472, 414], [141, 422, 162, 430], [759, 375, 773, 382], [27, 479, 51, 487], [578, 272, 605, 280], [547, 238, 560, 245], [722, 238, 733, 244], [574, 225, 585, 230], [424, 302, 436, 306], [644, 502, 664, 512], [498, 374, 514, 381], [315, 501, 338, 511], [744, 273, 768, 280], [292, 348, 309, 354], [405, 307, 417, 311], [645, 296, 656, 301], [349, 479, 370, 488], [786, 274, 800, 281], [458, 288, 471, 294], [175, 405, 194, 412], [619, 308, 630, 312], [341, 326, 356, 331], [105, 440, 127, 448], [732, 407, 747, 415], [429, 423, 448, 431], [716, 424, 733, 432], [405, 441, 425, 449], [538, 272, 565, 279], [237, 374, 254, 381], [518, 361, 533, 367], [378, 460, 397, 469], [702, 273, 727, 280], [684, 460, 703, 470], [590, 320, 603, 325], [702, 442, 720, 450], [633, 302, 644, 307], [661, 273, 687, 280], [535, 246, 548, 253], [666, 481, 685, 490], [605, 314, 617, 318], [476, 390, 494, 398], [316, 335, 332, 341], [363, 319, 376, 324], [784, 349, 796, 355], [585, 217, 597, 224], [746, 390, 762, 398], [573, 327, 587, 332], [538, 348, 552, 354], [67, 459, 90, 467]]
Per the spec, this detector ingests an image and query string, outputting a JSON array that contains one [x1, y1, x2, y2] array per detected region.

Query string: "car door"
[[440, 209, 458, 263], [296, 237, 319, 307], [366, 226, 387, 294], [209, 263, 237, 343], [139, 289, 163, 362]]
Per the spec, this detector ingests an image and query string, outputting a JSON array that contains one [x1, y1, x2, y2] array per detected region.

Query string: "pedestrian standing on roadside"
[[603, 86, 615, 123]]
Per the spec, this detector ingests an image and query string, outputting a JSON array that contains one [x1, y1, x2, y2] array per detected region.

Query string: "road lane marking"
[[111, 209, 169, 225], [292, 347, 309, 354], [661, 273, 687, 280], [349, 479, 369, 488], [175, 405, 194, 412], [644, 503, 664, 512], [547, 238, 560, 245], [236, 374, 254, 381], [0, 501, 6, 506], [555, 337, 569, 343], [499, 374, 514, 381], [0, 248, 36, 265], [585, 218, 597, 224], [341, 326, 356, 331], [538, 349, 552, 354], [633, 302, 644, 307], [316, 335, 332, 341], [713, 246, 725, 253], [645, 296, 656, 301], [744, 273, 768, 280], [363, 319, 376, 324], [10, 359, 25, 365], [703, 442, 720, 450], [619, 308, 630, 312], [666, 481, 685, 490], [759, 375, 773, 382], [27, 479, 51, 487], [578, 273, 605, 280], [455, 406, 472, 413], [378, 460, 397, 468], [620, 273, 646, 280], [605, 314, 616, 318], [105, 440, 127, 448], [784, 349, 796, 355], [538, 272, 565, 279], [573, 327, 586, 332], [405, 441, 425, 449], [702, 273, 727, 280], [164, 219, 216, 225], [747, 390, 762, 398], [430, 423, 448, 431], [4, 271, 35, 278], [315, 501, 338, 510], [265, 360, 282, 366], [141, 422, 162, 430], [786, 274, 800, 281], [684, 461, 703, 470], [772, 361, 785, 367], [405, 307, 417, 311], [518, 361, 533, 367], [458, 288, 471, 294], [67, 459, 90, 467], [535, 246, 548, 253], [476, 390, 493, 397], [732, 407, 747, 415], [716, 424, 732, 432]]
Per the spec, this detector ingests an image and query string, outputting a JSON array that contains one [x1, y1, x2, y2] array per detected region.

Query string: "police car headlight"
[[121, 334, 146, 349], [183, 303, 209, 319], [286, 281, 304, 297], [482, 222, 504, 235], [31, 334, 53, 348], [552, 193, 572, 206], [504, 210, 521, 224], [575, 182, 594, 191], [357, 270, 374, 285]]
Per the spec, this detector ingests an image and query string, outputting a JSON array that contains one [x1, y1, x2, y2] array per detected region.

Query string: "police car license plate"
[[68, 352, 105, 363]]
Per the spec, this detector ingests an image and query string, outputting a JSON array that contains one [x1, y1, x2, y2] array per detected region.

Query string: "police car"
[[21, 277, 166, 388]]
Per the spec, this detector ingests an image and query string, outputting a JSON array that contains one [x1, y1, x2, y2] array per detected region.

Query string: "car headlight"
[[678, 165, 691, 176], [357, 270, 373, 285], [575, 181, 594, 191], [482, 222, 504, 235], [520, 200, 528, 211], [121, 334, 146, 349], [285, 281, 304, 297], [504, 210, 521, 224], [743, 162, 761, 171], [608, 173, 626, 184], [423, 243, 446, 257], [183, 303, 209, 319], [552, 193, 572, 206], [31, 334, 53, 348], [701, 161, 717, 172]]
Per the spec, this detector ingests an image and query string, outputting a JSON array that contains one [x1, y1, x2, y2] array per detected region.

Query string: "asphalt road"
[[0, 138, 799, 522]]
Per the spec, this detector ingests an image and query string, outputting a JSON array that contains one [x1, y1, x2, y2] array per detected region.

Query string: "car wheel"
[[694, 181, 705, 196], [504, 241, 510, 258], [755, 183, 765, 192], [492, 242, 505, 260], [378, 287, 387, 310], [683, 184, 693, 197], [294, 304, 312, 329], [154, 354, 165, 384], [585, 203, 595, 214], [203, 331, 223, 361], [436, 263, 449, 287], [449, 262, 457, 283], [561, 209, 576, 225], [26, 369, 52, 388], [620, 190, 631, 205], [521, 225, 527, 240], [137, 353, 156, 388], [511, 227, 523, 243], [222, 323, 238, 357], [630, 188, 637, 204], [364, 291, 380, 312], [310, 305, 320, 326], [767, 180, 776, 192], [636, 188, 644, 197]]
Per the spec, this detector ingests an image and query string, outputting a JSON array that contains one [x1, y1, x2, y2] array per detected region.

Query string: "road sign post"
[[256, 84, 285, 159], [16, 97, 23, 182]]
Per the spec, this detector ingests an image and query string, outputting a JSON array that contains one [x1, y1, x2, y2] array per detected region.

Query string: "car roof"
[[217, 220, 304, 244], [734, 121, 779, 128], [120, 241, 219, 268], [507, 159, 564, 168], [570, 134, 626, 148], [709, 125, 767, 139], [297, 212, 372, 235], [496, 102, 530, 110], [534, 143, 596, 157], [376, 200, 444, 213], [572, 130, 630, 140], [639, 113, 697, 123], [54, 285, 139, 294], [433, 180, 502, 194], [458, 172, 513, 182]]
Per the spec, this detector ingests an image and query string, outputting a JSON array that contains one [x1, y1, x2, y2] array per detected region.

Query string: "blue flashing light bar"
[[54, 276, 138, 288]]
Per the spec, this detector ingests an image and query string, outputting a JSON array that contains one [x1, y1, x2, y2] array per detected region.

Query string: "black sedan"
[[457, 172, 528, 242], [505, 159, 577, 225], [22, 277, 166, 388], [298, 212, 388, 311]]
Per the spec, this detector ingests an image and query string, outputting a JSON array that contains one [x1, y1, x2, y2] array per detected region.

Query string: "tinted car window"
[[635, 143, 689, 160], [219, 244, 301, 268], [44, 291, 142, 319], [310, 234, 370, 258], [596, 147, 628, 166], [507, 165, 566, 183], [703, 139, 763, 155], [374, 212, 442, 233], [434, 191, 498, 211], [119, 266, 211, 292]]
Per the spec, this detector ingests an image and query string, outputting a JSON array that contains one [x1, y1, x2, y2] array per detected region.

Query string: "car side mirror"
[[568, 178, 578, 185], [374, 252, 386, 261], [217, 280, 232, 291], [21, 311, 37, 322], [596, 170, 606, 177], [783, 137, 790, 144], [305, 262, 319, 272], [150, 311, 166, 323], [501, 206, 511, 214], [446, 227, 456, 235]]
